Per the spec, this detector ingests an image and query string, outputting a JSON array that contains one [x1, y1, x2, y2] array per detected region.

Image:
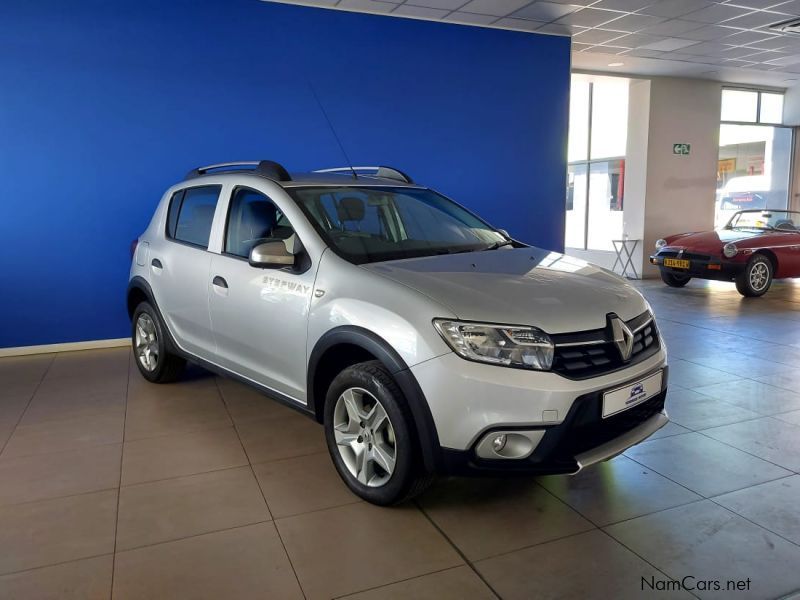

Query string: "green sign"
[[673, 143, 691, 155]]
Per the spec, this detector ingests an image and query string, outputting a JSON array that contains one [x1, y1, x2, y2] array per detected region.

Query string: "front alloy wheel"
[[131, 301, 185, 383], [323, 361, 433, 505], [333, 387, 397, 487], [736, 255, 773, 297]]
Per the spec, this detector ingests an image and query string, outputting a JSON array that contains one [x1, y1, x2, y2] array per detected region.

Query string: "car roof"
[[734, 209, 800, 214]]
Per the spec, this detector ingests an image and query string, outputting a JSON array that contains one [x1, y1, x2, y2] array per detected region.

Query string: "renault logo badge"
[[608, 314, 634, 362]]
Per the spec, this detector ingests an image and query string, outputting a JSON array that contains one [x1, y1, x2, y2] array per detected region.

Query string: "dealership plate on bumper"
[[602, 370, 663, 418]]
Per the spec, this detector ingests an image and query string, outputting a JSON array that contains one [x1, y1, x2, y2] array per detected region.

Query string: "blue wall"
[[0, 0, 570, 348]]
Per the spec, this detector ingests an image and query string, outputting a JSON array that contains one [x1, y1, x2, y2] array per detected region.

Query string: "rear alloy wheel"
[[132, 302, 186, 383], [324, 361, 433, 505], [660, 270, 691, 288], [736, 254, 773, 297]]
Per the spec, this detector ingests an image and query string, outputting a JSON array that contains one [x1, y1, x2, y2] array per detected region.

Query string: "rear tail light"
[[130, 239, 139, 260]]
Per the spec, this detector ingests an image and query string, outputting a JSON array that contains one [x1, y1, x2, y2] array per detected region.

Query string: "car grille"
[[550, 311, 659, 380]]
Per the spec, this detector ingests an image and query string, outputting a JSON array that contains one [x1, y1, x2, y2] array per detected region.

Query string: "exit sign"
[[673, 143, 691, 155]]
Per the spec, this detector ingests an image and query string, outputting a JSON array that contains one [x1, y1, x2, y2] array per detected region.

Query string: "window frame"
[[566, 79, 627, 251], [720, 87, 785, 126], [164, 184, 223, 251]]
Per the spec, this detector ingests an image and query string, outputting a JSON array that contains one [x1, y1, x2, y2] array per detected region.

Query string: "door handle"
[[212, 276, 228, 289], [151, 258, 163, 270]]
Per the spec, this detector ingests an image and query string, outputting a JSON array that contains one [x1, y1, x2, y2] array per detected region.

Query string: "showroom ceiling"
[[265, 0, 800, 86]]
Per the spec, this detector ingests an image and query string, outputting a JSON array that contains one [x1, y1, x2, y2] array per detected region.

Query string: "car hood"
[[665, 229, 759, 253], [361, 248, 648, 334]]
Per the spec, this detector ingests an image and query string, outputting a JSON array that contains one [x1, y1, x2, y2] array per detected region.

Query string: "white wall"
[[633, 77, 722, 277]]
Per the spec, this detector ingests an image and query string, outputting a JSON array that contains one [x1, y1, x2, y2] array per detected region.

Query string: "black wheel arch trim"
[[307, 326, 443, 473]]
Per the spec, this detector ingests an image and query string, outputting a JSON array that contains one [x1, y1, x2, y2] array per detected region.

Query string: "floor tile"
[[539, 455, 701, 526], [775, 409, 800, 426], [0, 490, 117, 575], [2, 412, 123, 458], [0, 443, 121, 506], [277, 502, 462, 600], [681, 353, 788, 378], [666, 387, 761, 430], [476, 529, 692, 600], [0, 555, 113, 600], [340, 565, 495, 599], [112, 522, 303, 600], [237, 413, 326, 464], [217, 376, 297, 424], [252, 452, 357, 518], [19, 389, 125, 426], [693, 379, 800, 416], [667, 359, 740, 389], [647, 420, 691, 439], [31, 377, 128, 413], [124, 393, 231, 441], [605, 500, 800, 599], [0, 354, 53, 385], [702, 417, 800, 472], [624, 432, 792, 497], [45, 348, 129, 382], [116, 466, 270, 550], [713, 475, 800, 545], [121, 427, 248, 485], [753, 371, 800, 393], [418, 478, 593, 561]]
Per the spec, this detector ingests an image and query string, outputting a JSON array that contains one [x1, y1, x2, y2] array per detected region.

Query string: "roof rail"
[[313, 166, 414, 184], [186, 160, 292, 182]]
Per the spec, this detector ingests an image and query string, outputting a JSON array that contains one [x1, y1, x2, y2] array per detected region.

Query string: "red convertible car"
[[650, 209, 800, 297]]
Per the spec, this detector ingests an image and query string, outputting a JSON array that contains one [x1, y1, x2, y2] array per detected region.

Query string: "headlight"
[[655, 239, 667, 249], [723, 243, 738, 258], [433, 319, 554, 370]]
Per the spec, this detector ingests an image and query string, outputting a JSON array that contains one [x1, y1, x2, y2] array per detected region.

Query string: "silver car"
[[127, 160, 668, 505]]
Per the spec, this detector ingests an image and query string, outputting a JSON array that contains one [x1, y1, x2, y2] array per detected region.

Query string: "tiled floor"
[[2, 279, 800, 599]]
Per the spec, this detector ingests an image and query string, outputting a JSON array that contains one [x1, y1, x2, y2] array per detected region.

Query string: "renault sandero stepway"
[[128, 161, 668, 505]]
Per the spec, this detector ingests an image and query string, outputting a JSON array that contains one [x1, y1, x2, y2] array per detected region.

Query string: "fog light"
[[492, 434, 507, 453]]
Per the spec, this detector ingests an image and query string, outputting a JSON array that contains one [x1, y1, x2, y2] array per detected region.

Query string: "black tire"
[[660, 270, 691, 288], [131, 301, 186, 383], [736, 254, 773, 297], [324, 360, 433, 505]]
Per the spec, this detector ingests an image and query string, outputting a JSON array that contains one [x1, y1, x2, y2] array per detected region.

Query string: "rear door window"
[[167, 186, 221, 249]]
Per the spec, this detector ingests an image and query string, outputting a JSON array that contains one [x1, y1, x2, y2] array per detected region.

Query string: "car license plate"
[[602, 371, 663, 418], [663, 258, 689, 269]]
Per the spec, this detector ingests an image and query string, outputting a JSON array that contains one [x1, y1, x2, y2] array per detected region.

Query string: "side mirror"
[[497, 228, 510, 239], [249, 241, 295, 268]]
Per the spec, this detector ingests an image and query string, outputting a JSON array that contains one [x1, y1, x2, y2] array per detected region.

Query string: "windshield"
[[726, 210, 799, 231], [289, 186, 508, 264]]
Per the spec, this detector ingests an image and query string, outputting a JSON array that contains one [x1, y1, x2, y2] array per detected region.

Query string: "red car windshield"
[[726, 210, 799, 232]]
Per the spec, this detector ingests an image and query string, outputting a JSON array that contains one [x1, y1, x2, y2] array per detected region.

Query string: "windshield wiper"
[[481, 239, 515, 251]]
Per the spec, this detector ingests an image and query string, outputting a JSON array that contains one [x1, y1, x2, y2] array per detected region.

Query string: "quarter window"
[[225, 188, 296, 259], [167, 186, 221, 249]]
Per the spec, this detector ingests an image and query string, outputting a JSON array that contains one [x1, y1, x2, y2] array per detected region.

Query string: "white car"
[[127, 160, 669, 505]]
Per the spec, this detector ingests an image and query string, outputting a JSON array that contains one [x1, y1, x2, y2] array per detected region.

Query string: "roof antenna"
[[309, 83, 358, 180]]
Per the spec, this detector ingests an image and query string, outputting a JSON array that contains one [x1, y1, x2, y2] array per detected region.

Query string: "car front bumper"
[[411, 347, 668, 476], [649, 253, 745, 281]]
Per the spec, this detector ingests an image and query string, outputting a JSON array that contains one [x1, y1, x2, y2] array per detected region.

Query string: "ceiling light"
[[608, 61, 624, 67]]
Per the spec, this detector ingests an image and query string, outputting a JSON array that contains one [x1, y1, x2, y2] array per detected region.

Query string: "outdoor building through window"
[[716, 89, 791, 228], [565, 74, 629, 251]]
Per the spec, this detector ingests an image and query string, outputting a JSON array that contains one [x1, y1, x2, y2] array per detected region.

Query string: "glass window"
[[166, 190, 184, 239], [716, 124, 792, 228], [586, 160, 624, 251], [568, 80, 590, 163], [172, 186, 221, 249], [759, 93, 783, 124], [721, 89, 758, 122], [565, 164, 587, 248], [590, 78, 629, 160], [224, 188, 295, 258], [290, 186, 505, 264]]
